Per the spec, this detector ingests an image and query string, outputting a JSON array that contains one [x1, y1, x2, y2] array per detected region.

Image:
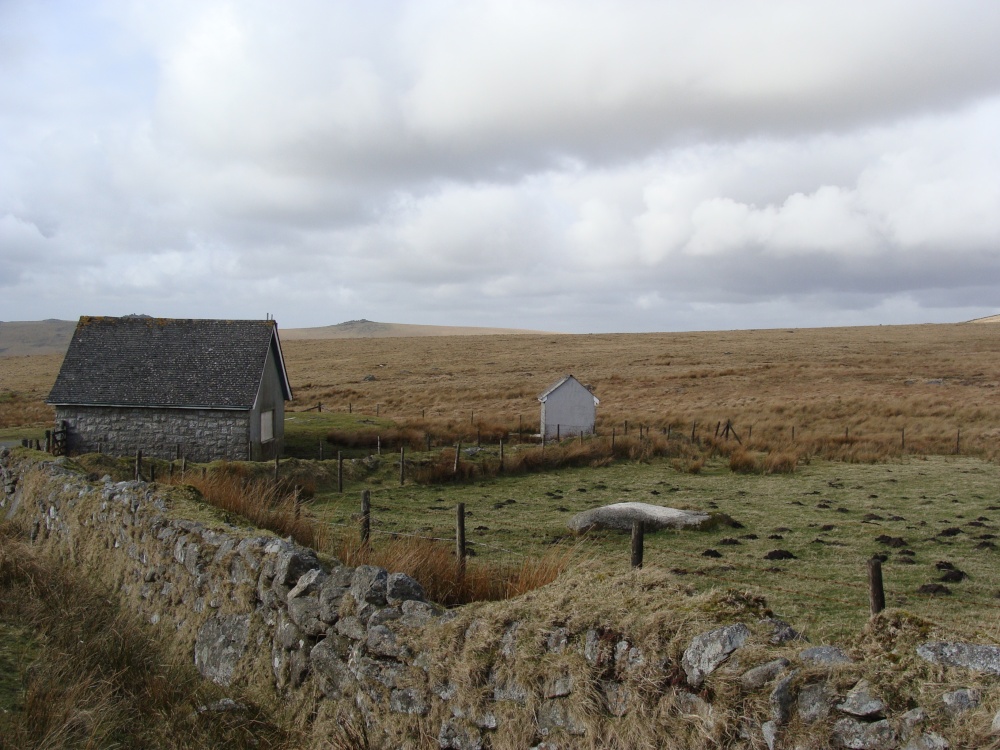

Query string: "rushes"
[[337, 533, 573, 606], [167, 466, 567, 607]]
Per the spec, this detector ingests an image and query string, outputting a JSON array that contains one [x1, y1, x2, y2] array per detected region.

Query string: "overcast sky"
[[2, 1, 999, 333]]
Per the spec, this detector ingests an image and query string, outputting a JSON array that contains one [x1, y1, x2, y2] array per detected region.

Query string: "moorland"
[[3, 321, 1000, 641]]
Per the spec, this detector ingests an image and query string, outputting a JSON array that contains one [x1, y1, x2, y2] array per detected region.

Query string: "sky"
[[2, 1, 999, 333]]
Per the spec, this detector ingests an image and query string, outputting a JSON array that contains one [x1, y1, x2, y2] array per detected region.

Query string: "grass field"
[[3, 322, 1000, 645], [296, 446, 999, 644]]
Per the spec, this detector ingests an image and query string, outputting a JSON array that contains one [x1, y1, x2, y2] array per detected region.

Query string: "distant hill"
[[0, 318, 551, 357], [281, 319, 552, 340], [0, 319, 78, 357], [968, 314, 1000, 324]]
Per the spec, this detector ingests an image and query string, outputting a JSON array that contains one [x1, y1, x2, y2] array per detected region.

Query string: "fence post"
[[901, 428, 905, 451], [274, 454, 279, 482], [181, 456, 187, 476], [454, 442, 462, 475], [150, 463, 156, 482], [338, 452, 343, 493], [557, 424, 560, 441], [361, 490, 371, 548], [319, 441, 324, 461], [868, 556, 885, 616], [956, 429, 961, 454], [477, 427, 481, 448], [611, 428, 616, 451], [691, 422, 697, 443], [45, 430, 51, 453], [135, 449, 142, 482], [624, 420, 628, 436], [400, 446, 405, 486], [631, 521, 644, 569], [426, 434, 431, 452], [499, 439, 504, 471], [456, 503, 467, 576], [377, 436, 381, 455]]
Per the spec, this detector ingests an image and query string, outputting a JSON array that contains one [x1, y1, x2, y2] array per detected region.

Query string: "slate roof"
[[47, 316, 292, 409], [537, 375, 600, 404]]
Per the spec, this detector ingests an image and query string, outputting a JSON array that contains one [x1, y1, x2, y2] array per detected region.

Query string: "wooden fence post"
[[135, 449, 142, 482], [361, 490, 371, 548], [557, 424, 560, 441], [499, 439, 504, 471], [150, 463, 156, 482], [611, 428, 616, 451], [901, 428, 905, 451], [44, 430, 51, 453], [868, 556, 885, 616], [319, 441, 324, 461], [631, 521, 644, 569], [274, 454, 279, 482], [691, 422, 697, 443], [956, 429, 961, 454], [456, 503, 467, 576], [624, 420, 628, 436], [454, 442, 462, 475], [400, 446, 405, 485]]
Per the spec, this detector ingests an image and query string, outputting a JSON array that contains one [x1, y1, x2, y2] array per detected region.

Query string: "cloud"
[[1, 1, 999, 330]]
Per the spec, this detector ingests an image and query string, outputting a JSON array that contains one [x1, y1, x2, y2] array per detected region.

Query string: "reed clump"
[[336, 533, 573, 606], [166, 467, 327, 552]]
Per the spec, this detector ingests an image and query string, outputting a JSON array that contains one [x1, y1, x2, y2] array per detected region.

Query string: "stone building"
[[47, 316, 292, 462], [538, 374, 599, 439]]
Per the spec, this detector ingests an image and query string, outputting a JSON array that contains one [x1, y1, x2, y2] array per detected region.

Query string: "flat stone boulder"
[[916, 641, 1000, 674], [194, 614, 250, 686], [567, 502, 733, 534], [682, 623, 751, 687]]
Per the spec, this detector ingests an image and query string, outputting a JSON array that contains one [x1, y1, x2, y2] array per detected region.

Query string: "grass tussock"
[[0, 520, 295, 750], [337, 533, 573, 607], [165, 465, 328, 552], [162, 463, 568, 607]]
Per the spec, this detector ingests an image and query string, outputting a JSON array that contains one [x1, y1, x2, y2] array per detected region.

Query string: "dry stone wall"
[[3, 449, 1000, 749]]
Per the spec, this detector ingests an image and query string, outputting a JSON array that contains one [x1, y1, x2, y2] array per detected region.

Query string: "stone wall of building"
[[54, 405, 251, 463], [2, 449, 997, 749]]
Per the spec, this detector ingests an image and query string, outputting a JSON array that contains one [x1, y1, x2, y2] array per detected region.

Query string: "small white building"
[[538, 375, 599, 439]]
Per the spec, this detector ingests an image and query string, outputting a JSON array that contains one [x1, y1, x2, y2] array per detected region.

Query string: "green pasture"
[[308, 445, 1000, 644]]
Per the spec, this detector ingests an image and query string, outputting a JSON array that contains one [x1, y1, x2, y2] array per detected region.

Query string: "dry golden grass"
[[281, 323, 1000, 463], [159, 463, 568, 606], [0, 520, 294, 750], [5, 322, 1000, 462]]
